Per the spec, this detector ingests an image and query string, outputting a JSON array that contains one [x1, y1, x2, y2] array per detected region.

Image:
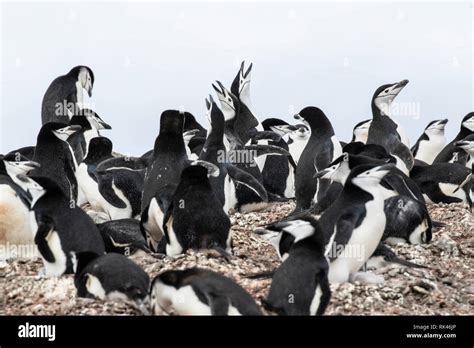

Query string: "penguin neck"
[[455, 127, 473, 142], [154, 133, 186, 156], [309, 125, 334, 139], [371, 99, 391, 118], [341, 182, 374, 202]]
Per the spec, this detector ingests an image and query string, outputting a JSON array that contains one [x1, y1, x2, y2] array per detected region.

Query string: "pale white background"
[[1, 1, 472, 155]]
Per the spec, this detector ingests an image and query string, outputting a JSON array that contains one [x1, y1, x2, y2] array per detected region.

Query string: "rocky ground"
[[1, 202, 473, 315]]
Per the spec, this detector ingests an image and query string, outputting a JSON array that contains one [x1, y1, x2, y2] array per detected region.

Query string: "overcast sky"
[[1, 1, 472, 155]]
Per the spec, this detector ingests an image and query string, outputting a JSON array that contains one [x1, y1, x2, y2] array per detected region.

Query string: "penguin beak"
[[87, 86, 93, 97], [99, 120, 112, 130], [67, 125, 82, 133], [438, 119, 448, 125], [270, 125, 297, 135], [395, 79, 409, 89], [183, 129, 200, 139], [313, 168, 332, 179], [294, 114, 303, 121], [454, 140, 473, 150], [16, 160, 41, 172]]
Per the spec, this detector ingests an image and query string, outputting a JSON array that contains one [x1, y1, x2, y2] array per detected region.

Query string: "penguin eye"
[[384, 89, 389, 93]]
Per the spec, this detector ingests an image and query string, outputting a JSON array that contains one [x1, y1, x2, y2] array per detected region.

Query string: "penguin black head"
[[231, 61, 253, 98], [27, 175, 66, 202], [1, 156, 40, 177], [212, 81, 239, 120], [38, 122, 82, 142], [372, 79, 409, 114], [424, 119, 448, 136], [461, 112, 474, 132], [183, 112, 205, 134], [14, 174, 46, 207], [348, 163, 394, 189], [180, 164, 209, 183], [384, 196, 432, 244], [71, 109, 111, 130], [455, 134, 474, 155], [355, 144, 396, 163], [261, 118, 289, 131], [294, 107, 334, 135], [265, 215, 324, 249], [159, 110, 185, 135], [313, 152, 349, 180], [68, 66, 94, 97], [87, 137, 113, 158], [204, 95, 225, 132]]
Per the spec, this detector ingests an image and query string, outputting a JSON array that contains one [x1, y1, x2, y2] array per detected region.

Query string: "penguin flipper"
[[98, 176, 127, 208], [207, 292, 231, 315], [244, 144, 290, 158], [453, 172, 472, 193], [34, 214, 56, 263], [226, 165, 268, 201], [328, 210, 362, 259]]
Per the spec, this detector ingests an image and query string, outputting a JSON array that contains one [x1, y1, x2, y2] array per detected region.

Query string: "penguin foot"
[[350, 271, 384, 284]]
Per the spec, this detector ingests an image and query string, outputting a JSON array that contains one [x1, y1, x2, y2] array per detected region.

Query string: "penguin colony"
[[1, 63, 473, 316]]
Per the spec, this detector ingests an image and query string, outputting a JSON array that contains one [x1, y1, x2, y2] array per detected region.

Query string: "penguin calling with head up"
[[42, 66, 94, 124]]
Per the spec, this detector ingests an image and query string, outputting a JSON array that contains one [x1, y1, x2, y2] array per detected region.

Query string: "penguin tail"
[[431, 220, 447, 229], [387, 256, 430, 269], [204, 239, 233, 262], [211, 245, 233, 263]]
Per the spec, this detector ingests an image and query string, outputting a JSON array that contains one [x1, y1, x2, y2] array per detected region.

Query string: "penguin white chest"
[[223, 174, 237, 214], [42, 230, 68, 277], [329, 199, 386, 283], [173, 285, 212, 315], [0, 185, 34, 247], [415, 136, 445, 164]]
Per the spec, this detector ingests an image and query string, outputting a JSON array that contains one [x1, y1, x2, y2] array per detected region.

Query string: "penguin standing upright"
[[161, 165, 231, 256], [411, 119, 448, 164], [68, 109, 111, 163], [140, 111, 189, 251], [319, 163, 394, 284], [0, 156, 41, 251], [260, 118, 296, 198], [198, 96, 269, 214], [294, 106, 342, 212], [271, 124, 310, 165], [41, 66, 94, 124], [28, 176, 105, 276], [74, 252, 150, 312], [30, 123, 81, 202], [367, 80, 414, 174], [75, 136, 114, 207], [434, 112, 474, 163], [262, 216, 331, 315], [150, 268, 262, 315], [229, 61, 261, 144]]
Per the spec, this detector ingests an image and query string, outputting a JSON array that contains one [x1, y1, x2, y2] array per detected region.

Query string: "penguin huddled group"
[[1, 63, 472, 316]]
